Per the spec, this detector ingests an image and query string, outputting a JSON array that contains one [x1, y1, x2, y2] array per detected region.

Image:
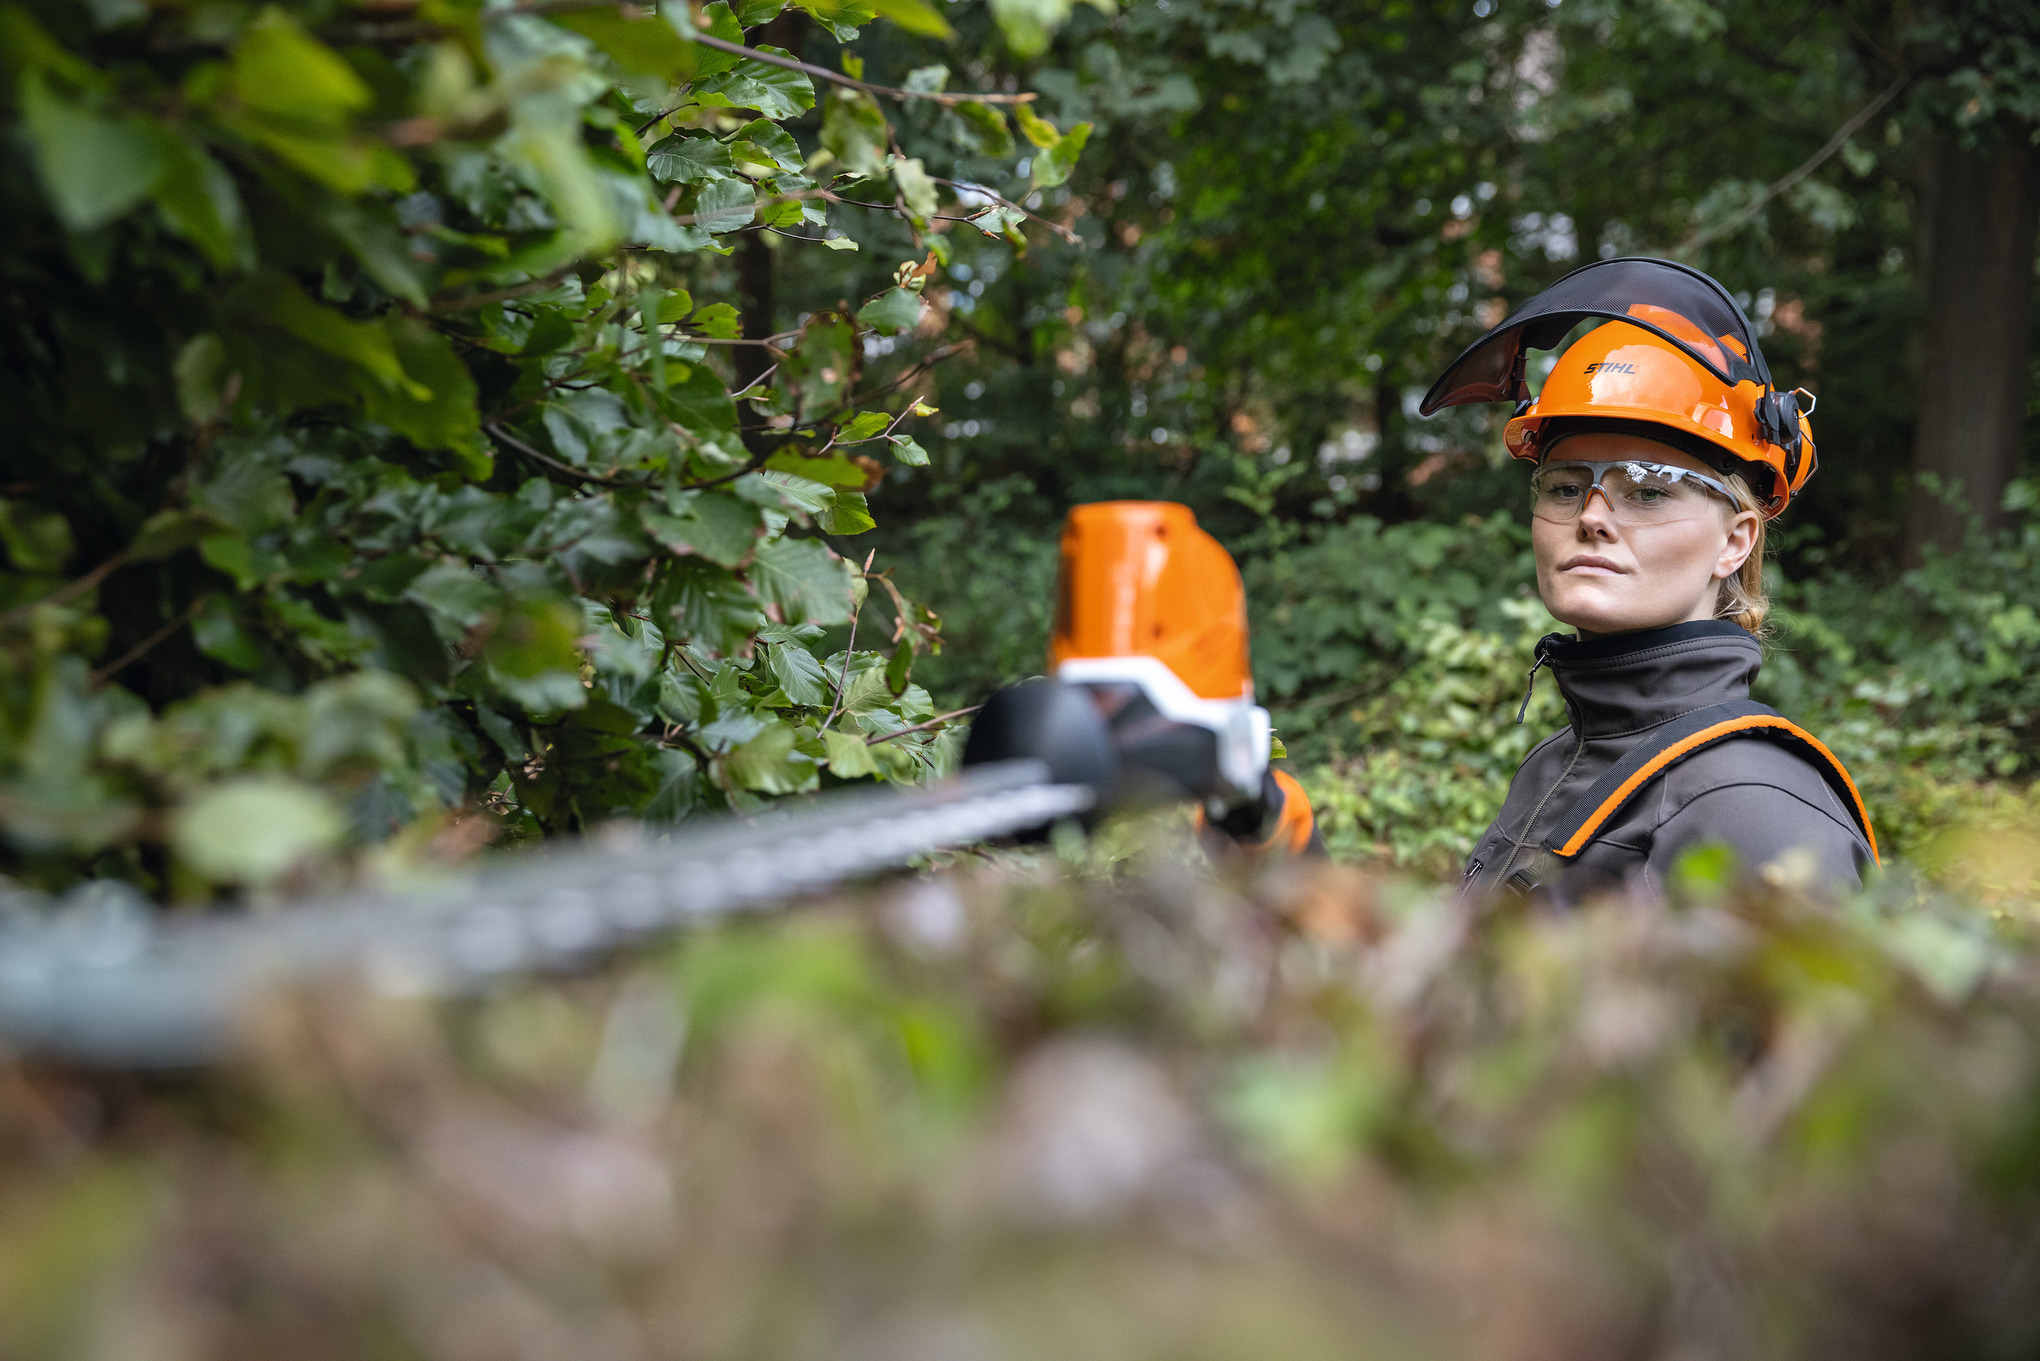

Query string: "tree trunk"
[[735, 228, 775, 394], [1905, 127, 2040, 561]]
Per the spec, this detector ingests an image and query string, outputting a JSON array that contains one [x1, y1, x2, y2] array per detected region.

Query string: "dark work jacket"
[[1461, 620, 1874, 902]]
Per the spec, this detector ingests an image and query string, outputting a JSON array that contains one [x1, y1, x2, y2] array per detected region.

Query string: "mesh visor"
[[1418, 257, 1774, 415]]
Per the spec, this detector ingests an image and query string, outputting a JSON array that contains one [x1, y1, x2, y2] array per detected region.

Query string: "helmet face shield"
[[1418, 257, 1816, 517], [1419, 257, 1773, 413]]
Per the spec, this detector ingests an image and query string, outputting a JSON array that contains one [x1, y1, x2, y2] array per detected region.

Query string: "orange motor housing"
[[1049, 501, 1252, 700]]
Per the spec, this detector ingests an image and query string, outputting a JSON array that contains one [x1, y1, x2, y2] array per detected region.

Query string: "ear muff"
[[1759, 390, 1806, 483]]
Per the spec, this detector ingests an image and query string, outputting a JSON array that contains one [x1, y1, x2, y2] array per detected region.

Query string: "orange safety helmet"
[[1420, 258, 1817, 516], [1049, 501, 1251, 700]]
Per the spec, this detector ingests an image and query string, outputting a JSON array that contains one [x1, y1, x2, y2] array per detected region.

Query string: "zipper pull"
[[1514, 648, 1550, 725]]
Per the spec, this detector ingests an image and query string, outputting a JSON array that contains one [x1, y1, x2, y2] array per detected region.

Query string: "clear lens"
[[1531, 461, 1724, 523]]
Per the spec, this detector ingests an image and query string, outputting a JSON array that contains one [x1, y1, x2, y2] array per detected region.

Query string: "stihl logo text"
[[1582, 362, 1637, 375]]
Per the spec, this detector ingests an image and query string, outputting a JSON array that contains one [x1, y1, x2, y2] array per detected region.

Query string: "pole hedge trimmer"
[[0, 502, 1309, 1065]]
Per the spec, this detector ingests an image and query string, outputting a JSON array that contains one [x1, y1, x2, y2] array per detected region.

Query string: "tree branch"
[[927, 176, 1083, 246], [1674, 73, 1909, 258], [0, 551, 130, 628], [429, 266, 580, 314], [846, 340, 972, 406], [91, 595, 209, 689], [486, 423, 649, 488], [679, 31, 1038, 106], [864, 705, 981, 746]]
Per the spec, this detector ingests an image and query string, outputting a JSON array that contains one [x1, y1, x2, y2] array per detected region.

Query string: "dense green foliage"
[[0, 0, 1106, 897], [7, 843, 2040, 1356]]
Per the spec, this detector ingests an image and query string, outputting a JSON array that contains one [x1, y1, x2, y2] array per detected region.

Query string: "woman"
[[1421, 258, 1877, 900]]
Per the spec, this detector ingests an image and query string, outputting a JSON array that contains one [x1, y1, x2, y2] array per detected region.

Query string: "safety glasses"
[[1529, 459, 1738, 525]]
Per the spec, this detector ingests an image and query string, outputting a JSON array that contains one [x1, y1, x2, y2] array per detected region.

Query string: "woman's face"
[[1530, 431, 1759, 636]]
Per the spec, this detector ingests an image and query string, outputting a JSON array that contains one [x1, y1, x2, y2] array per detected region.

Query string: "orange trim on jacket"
[[1551, 714, 1879, 864]]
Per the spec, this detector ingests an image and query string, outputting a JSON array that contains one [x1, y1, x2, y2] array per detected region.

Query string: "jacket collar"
[[1535, 619, 1761, 740]]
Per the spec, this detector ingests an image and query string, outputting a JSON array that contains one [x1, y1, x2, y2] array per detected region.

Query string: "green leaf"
[[0, 502, 73, 574], [764, 449, 874, 489], [362, 319, 482, 453], [885, 636, 913, 696], [871, 0, 957, 38], [724, 720, 817, 793], [20, 73, 166, 231], [246, 278, 411, 394], [967, 204, 1027, 238], [227, 11, 370, 124], [175, 777, 344, 887], [693, 50, 816, 121], [1012, 100, 1063, 150], [152, 135, 246, 270], [857, 286, 925, 336], [691, 177, 758, 234], [173, 333, 233, 425], [824, 235, 860, 251], [893, 157, 940, 222], [823, 728, 881, 778], [482, 599, 588, 713], [768, 641, 831, 705], [517, 310, 578, 358], [690, 302, 742, 339], [759, 197, 808, 228], [641, 494, 764, 567], [753, 471, 836, 516], [791, 0, 877, 41], [1032, 121, 1092, 190], [951, 102, 1015, 158], [663, 361, 741, 437], [840, 411, 892, 441], [554, 7, 698, 80], [889, 434, 930, 466], [730, 0, 787, 23], [404, 561, 501, 634], [654, 291, 698, 324], [127, 509, 217, 561], [730, 120, 804, 173], [647, 135, 734, 185], [821, 89, 891, 177], [989, 0, 1078, 57], [750, 537, 855, 626], [656, 559, 765, 654], [821, 490, 876, 535]]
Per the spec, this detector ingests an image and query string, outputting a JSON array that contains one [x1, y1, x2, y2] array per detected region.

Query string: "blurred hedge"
[[6, 831, 2040, 1358]]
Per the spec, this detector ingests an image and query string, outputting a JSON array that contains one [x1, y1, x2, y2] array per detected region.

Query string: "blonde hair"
[[1716, 471, 1769, 635]]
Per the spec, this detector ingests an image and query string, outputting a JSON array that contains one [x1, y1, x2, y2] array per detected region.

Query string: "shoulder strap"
[[1542, 700, 1879, 866]]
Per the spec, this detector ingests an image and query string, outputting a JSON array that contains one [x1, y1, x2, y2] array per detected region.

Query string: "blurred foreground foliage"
[[8, 831, 2040, 1358]]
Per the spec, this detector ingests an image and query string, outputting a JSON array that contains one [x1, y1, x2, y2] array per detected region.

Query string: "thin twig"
[[680, 31, 1038, 106], [325, 2, 1036, 107], [864, 705, 981, 746], [486, 422, 648, 488], [90, 595, 209, 689], [0, 551, 130, 628], [677, 449, 776, 492], [1674, 72, 1909, 258], [669, 187, 829, 225], [928, 176, 1082, 246], [846, 340, 970, 406], [821, 549, 877, 733], [821, 189, 1017, 227], [429, 266, 579, 314]]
